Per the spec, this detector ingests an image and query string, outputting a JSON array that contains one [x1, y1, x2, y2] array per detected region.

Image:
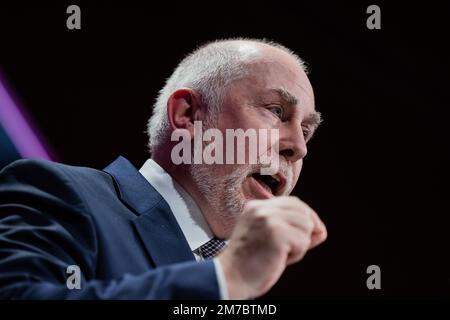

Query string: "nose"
[[278, 120, 308, 162]]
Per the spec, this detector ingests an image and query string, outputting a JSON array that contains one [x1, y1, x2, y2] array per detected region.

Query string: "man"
[[0, 38, 327, 299]]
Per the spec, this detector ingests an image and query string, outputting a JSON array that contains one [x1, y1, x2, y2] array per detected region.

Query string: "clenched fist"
[[218, 196, 327, 299]]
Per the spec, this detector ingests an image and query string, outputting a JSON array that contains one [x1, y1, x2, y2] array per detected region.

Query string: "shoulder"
[[0, 158, 108, 183], [0, 158, 113, 206]]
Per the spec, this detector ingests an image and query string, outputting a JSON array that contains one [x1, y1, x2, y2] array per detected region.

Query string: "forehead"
[[227, 54, 315, 114]]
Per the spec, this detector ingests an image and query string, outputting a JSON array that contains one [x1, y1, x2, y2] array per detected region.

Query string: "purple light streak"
[[0, 74, 53, 160]]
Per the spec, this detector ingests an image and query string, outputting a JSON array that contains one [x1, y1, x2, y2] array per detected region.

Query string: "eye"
[[267, 105, 284, 120], [302, 127, 311, 141]]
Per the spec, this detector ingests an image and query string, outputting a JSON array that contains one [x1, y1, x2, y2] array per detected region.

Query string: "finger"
[[273, 209, 314, 234], [284, 226, 311, 265], [309, 211, 327, 249], [273, 222, 311, 266], [269, 196, 312, 214]]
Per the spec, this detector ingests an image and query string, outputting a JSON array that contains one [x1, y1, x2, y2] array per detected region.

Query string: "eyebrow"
[[305, 112, 323, 131], [268, 87, 298, 106], [268, 87, 323, 131]]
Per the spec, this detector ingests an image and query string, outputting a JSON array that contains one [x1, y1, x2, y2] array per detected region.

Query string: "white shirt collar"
[[139, 159, 214, 252]]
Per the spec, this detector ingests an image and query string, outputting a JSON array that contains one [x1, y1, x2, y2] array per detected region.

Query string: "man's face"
[[190, 48, 318, 236]]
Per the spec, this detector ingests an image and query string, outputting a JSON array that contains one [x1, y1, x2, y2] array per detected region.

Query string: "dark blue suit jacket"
[[0, 156, 220, 299]]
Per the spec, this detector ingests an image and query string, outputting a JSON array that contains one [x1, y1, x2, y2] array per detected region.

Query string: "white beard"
[[190, 162, 247, 232]]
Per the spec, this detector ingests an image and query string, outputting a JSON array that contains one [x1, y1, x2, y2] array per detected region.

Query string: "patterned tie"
[[195, 238, 226, 260]]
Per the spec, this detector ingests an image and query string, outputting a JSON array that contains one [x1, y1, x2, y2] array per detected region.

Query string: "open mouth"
[[250, 172, 285, 196]]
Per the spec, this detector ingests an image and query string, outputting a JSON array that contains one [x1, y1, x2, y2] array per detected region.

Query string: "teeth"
[[271, 174, 280, 182]]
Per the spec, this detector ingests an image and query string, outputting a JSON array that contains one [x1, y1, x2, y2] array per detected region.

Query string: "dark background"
[[0, 1, 448, 299]]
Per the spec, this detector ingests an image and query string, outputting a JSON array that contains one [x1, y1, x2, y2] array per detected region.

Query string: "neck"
[[151, 146, 225, 238]]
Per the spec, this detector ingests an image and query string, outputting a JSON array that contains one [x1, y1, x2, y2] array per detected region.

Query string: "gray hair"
[[146, 38, 307, 154]]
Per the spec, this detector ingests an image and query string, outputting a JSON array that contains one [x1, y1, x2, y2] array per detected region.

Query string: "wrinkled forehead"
[[235, 55, 315, 111]]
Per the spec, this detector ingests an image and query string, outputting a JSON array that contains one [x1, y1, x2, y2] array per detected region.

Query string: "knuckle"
[[292, 196, 302, 203], [252, 207, 267, 222], [288, 196, 302, 205], [305, 219, 314, 231]]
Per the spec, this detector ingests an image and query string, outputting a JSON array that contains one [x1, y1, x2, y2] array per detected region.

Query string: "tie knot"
[[195, 238, 226, 260]]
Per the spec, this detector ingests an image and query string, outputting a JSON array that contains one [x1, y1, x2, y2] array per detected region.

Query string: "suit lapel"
[[103, 156, 195, 267]]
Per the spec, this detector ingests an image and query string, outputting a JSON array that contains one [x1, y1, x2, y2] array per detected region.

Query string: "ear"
[[166, 88, 204, 138]]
